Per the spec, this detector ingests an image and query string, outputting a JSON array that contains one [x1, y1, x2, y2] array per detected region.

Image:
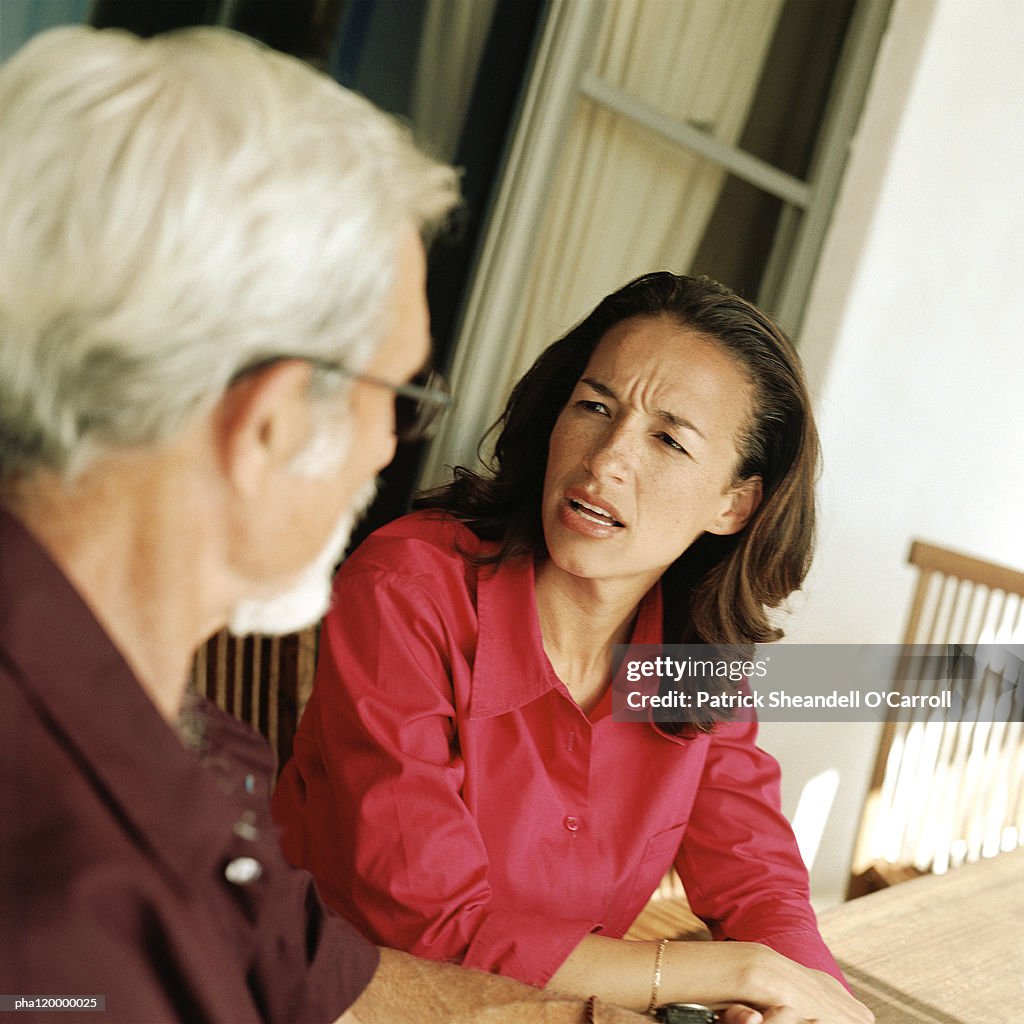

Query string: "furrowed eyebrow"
[[579, 377, 616, 400], [579, 376, 707, 440], [654, 407, 706, 440]]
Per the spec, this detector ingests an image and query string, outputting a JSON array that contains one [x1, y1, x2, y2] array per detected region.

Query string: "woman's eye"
[[657, 431, 687, 455], [577, 399, 609, 416]]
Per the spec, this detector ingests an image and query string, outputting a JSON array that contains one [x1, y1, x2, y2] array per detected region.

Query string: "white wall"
[[759, 0, 1024, 907]]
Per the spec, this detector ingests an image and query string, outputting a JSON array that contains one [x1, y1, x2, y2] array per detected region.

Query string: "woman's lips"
[[568, 497, 623, 527], [558, 493, 626, 537]]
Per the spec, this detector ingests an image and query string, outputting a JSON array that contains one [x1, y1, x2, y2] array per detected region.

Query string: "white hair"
[[0, 25, 458, 481]]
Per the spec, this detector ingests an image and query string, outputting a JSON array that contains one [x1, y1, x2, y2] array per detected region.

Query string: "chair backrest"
[[191, 626, 319, 771], [849, 540, 1024, 896]]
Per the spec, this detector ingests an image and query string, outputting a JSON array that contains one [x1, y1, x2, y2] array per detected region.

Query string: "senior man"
[[0, 24, 814, 1024]]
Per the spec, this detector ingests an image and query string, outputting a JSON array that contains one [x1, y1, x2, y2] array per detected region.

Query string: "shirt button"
[[233, 814, 260, 842], [224, 856, 263, 885], [564, 815, 580, 832]]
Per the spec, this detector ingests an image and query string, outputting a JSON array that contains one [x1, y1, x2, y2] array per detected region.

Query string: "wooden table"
[[819, 847, 1024, 1023]]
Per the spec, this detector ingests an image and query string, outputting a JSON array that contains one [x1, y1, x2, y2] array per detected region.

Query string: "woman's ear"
[[707, 475, 763, 536], [212, 361, 315, 497]]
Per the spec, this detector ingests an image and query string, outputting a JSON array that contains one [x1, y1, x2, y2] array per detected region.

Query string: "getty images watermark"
[[612, 644, 1024, 723]]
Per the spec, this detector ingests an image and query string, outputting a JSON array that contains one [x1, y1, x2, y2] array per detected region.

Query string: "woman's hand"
[[547, 935, 872, 1022], [718, 1005, 848, 1024], [669, 941, 873, 1024]]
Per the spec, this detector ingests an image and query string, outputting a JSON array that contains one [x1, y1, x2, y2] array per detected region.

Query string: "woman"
[[273, 273, 871, 1022]]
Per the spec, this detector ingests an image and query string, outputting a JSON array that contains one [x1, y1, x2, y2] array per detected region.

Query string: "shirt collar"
[[0, 506, 252, 885], [467, 551, 663, 719]]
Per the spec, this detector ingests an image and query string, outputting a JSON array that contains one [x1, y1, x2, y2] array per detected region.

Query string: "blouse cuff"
[[755, 927, 848, 989]]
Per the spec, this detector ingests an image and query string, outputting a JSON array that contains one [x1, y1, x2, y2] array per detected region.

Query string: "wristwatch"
[[653, 1004, 719, 1024]]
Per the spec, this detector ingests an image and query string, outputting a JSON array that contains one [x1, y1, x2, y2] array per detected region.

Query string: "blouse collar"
[[467, 552, 663, 720]]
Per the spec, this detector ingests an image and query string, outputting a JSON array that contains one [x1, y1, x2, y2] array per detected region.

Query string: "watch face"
[[654, 1005, 718, 1024]]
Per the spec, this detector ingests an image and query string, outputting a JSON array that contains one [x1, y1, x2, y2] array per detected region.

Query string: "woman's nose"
[[583, 424, 634, 481]]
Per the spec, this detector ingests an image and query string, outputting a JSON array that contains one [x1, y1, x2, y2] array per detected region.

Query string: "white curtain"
[[410, 0, 498, 162], [502, 0, 784, 390]]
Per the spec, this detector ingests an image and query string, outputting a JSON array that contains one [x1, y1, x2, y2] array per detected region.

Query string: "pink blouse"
[[272, 512, 843, 988]]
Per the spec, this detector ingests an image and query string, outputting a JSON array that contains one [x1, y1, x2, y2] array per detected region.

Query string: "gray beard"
[[227, 479, 377, 637]]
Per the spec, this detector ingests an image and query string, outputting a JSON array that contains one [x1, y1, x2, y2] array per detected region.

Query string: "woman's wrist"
[[659, 939, 775, 1008]]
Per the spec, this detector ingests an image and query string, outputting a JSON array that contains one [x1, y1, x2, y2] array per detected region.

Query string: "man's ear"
[[707, 475, 763, 536], [212, 361, 315, 496]]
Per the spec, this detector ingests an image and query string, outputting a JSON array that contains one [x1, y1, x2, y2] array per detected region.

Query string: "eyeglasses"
[[230, 355, 452, 444]]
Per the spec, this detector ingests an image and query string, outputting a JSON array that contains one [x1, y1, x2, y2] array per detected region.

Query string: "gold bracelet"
[[646, 938, 669, 1015]]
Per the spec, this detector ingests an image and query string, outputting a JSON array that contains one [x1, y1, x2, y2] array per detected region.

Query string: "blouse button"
[[224, 856, 263, 885], [564, 815, 580, 832]]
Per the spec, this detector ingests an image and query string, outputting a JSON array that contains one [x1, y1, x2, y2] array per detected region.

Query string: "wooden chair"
[[848, 540, 1024, 898], [191, 626, 319, 772]]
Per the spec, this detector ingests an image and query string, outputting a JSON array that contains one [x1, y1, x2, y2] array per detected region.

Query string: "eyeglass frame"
[[229, 354, 452, 443]]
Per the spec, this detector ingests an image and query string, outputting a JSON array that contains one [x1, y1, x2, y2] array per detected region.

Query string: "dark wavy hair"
[[417, 273, 819, 705]]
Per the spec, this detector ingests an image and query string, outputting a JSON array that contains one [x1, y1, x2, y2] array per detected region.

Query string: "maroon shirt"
[[0, 507, 378, 1023]]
